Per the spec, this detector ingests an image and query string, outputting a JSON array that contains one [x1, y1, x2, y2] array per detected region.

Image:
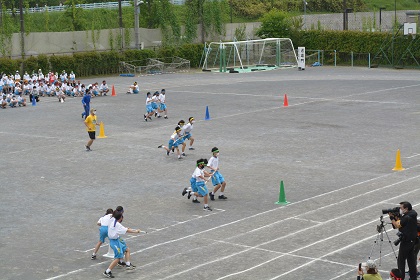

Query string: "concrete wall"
[[4, 11, 415, 58]]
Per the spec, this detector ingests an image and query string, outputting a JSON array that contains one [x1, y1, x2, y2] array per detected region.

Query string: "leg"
[[92, 241, 102, 257]]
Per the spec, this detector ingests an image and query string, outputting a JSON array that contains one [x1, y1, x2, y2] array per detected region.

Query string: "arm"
[[126, 228, 142, 233]]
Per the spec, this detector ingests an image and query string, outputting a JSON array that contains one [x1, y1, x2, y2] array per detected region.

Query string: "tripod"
[[368, 216, 398, 266]]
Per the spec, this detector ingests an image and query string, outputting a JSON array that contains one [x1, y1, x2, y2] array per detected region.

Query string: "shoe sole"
[[182, 188, 187, 196]]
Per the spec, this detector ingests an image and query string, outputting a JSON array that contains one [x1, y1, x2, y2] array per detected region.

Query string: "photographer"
[[389, 201, 418, 280]]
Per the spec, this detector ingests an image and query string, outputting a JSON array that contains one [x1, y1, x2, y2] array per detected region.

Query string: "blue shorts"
[[109, 238, 126, 259], [183, 133, 191, 140], [211, 171, 225, 186], [133, 89, 139, 94], [168, 139, 179, 149], [146, 104, 154, 113], [196, 181, 208, 196], [99, 226, 108, 243], [190, 177, 198, 192], [160, 103, 166, 111], [151, 102, 158, 110]]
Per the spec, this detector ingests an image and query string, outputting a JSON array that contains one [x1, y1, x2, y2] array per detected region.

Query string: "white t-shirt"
[[108, 217, 128, 239], [99, 83, 108, 91], [207, 156, 219, 170], [159, 94, 165, 103], [98, 213, 113, 226], [192, 167, 204, 182], [145, 97, 152, 105], [183, 123, 193, 134], [170, 132, 180, 141]]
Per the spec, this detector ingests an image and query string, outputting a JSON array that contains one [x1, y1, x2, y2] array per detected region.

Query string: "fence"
[[306, 50, 372, 68], [3, 1, 131, 14]]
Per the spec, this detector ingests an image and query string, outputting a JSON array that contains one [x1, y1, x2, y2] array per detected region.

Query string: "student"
[[357, 260, 382, 280], [56, 86, 66, 102], [127, 82, 139, 94], [91, 208, 113, 260], [182, 117, 195, 150], [84, 108, 100, 151], [103, 210, 143, 278], [158, 89, 168, 119], [29, 86, 40, 103], [82, 91, 91, 119], [177, 120, 187, 156], [99, 80, 109, 96], [389, 268, 403, 280], [182, 159, 213, 211], [158, 126, 184, 160], [17, 93, 26, 106], [143, 92, 154, 121], [151, 91, 159, 117], [207, 147, 228, 200]]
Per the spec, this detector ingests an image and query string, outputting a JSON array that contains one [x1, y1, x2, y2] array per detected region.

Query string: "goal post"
[[202, 38, 298, 72]]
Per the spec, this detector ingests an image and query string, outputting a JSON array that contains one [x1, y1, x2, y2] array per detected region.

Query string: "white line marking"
[[45, 170, 420, 279], [405, 153, 420, 159]]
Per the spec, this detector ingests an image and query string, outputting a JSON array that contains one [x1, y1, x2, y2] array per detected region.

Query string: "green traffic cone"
[[275, 180, 289, 205]]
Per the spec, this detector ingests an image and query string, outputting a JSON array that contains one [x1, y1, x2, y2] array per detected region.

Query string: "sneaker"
[[166, 151, 170, 156], [126, 264, 136, 270], [157, 115, 162, 118], [144, 114, 147, 122], [85, 145, 91, 151], [117, 261, 126, 267], [187, 191, 191, 199], [178, 156, 182, 160], [189, 147, 195, 150], [192, 199, 200, 203], [148, 116, 152, 120], [81, 113, 84, 119], [182, 187, 188, 196], [103, 271, 114, 278], [91, 254, 96, 260], [182, 153, 186, 157], [158, 144, 163, 148], [203, 206, 213, 211], [209, 192, 215, 201], [218, 195, 228, 200], [164, 116, 168, 119], [154, 112, 157, 117]]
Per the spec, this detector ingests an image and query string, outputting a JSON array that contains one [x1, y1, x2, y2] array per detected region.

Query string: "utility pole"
[[20, 0, 25, 59], [118, 0, 124, 50]]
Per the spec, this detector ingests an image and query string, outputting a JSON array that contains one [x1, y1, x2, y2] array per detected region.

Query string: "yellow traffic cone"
[[392, 149, 405, 171], [98, 122, 107, 138]]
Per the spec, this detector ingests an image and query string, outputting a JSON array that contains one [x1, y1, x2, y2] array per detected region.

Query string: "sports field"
[[2, 66, 420, 280]]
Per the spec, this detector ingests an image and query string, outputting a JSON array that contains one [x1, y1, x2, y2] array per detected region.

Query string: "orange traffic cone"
[[111, 85, 116, 96], [392, 149, 405, 171], [98, 122, 107, 138], [283, 94, 288, 107]]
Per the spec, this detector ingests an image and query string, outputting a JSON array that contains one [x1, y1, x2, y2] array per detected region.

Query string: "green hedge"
[[0, 44, 204, 77]]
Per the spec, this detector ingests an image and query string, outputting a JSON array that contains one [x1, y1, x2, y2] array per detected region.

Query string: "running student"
[[91, 208, 113, 260], [143, 92, 154, 121], [182, 117, 195, 150], [158, 126, 184, 160], [182, 158, 213, 211], [103, 210, 143, 278], [152, 91, 160, 117], [84, 108, 100, 151], [207, 147, 228, 200], [177, 120, 187, 156], [158, 89, 168, 119]]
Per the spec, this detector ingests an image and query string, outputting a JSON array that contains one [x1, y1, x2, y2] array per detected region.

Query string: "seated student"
[[1, 95, 7, 108], [14, 82, 23, 95], [38, 82, 47, 97], [23, 80, 31, 95], [127, 82, 139, 94], [56, 87, 66, 102], [357, 260, 382, 280], [99, 80, 109, 96], [17, 93, 26, 106], [92, 82, 99, 97], [9, 95, 18, 107]]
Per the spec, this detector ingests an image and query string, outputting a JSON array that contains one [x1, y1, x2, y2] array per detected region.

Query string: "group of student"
[[1, 69, 111, 107], [91, 206, 145, 278], [156, 115, 228, 211], [143, 89, 168, 120]]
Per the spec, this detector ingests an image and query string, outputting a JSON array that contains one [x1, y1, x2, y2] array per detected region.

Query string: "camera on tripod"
[[381, 207, 400, 216]]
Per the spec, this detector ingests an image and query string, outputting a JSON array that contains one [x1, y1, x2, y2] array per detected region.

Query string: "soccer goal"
[[201, 38, 298, 73]]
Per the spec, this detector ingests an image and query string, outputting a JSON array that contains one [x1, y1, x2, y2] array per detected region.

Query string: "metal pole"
[[20, 0, 25, 59], [392, 0, 396, 66], [379, 7, 385, 32], [118, 0, 123, 50], [134, 0, 140, 49], [343, 0, 346, 30], [303, 0, 306, 28]]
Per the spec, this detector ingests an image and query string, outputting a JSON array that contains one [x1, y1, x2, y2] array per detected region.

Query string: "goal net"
[[201, 38, 298, 73]]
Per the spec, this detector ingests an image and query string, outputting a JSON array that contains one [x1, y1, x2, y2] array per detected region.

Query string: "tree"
[[255, 10, 295, 39], [64, 0, 85, 31]]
